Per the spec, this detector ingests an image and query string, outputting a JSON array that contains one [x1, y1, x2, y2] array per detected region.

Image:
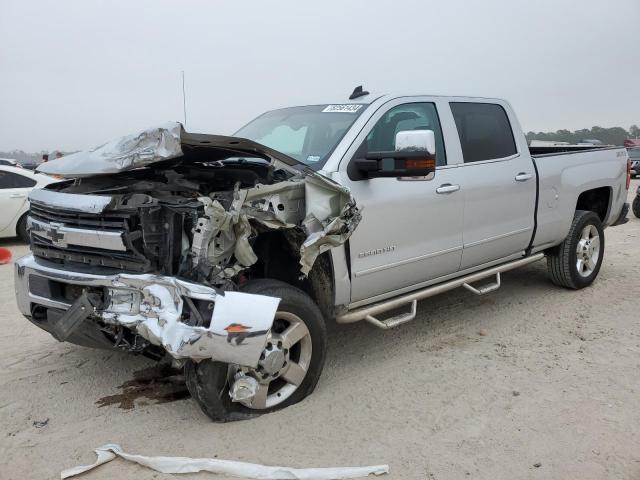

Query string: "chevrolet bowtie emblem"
[[45, 222, 66, 247]]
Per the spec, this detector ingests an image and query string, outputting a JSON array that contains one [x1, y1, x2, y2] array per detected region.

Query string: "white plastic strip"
[[61, 444, 389, 479]]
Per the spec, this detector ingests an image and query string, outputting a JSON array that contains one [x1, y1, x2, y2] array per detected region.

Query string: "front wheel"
[[185, 279, 327, 422], [546, 210, 604, 289]]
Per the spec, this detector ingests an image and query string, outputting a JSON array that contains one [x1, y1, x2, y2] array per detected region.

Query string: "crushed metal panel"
[[99, 274, 280, 367], [244, 180, 306, 228], [189, 176, 361, 283], [37, 122, 309, 178], [37, 122, 183, 177], [298, 175, 362, 275]]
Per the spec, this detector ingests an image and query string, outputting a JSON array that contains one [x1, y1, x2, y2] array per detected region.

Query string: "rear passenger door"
[[449, 102, 536, 269]]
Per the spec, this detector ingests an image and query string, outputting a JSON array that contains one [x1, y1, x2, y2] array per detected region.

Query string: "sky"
[[0, 0, 638, 152]]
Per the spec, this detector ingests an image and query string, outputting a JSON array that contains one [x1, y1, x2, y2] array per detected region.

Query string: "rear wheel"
[[546, 210, 604, 289], [632, 196, 640, 219], [185, 279, 327, 422]]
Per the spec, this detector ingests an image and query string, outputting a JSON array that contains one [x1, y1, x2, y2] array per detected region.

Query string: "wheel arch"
[[575, 186, 611, 223], [250, 230, 336, 320]]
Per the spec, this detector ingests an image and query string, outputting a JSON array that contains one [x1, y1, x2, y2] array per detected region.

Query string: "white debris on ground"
[[61, 444, 389, 480]]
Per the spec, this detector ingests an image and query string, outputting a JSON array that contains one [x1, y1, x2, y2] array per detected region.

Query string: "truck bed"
[[530, 146, 628, 250]]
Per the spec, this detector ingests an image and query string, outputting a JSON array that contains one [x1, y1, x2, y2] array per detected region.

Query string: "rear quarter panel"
[[532, 148, 627, 249]]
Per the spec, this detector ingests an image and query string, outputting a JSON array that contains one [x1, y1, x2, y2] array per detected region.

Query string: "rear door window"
[[0, 171, 36, 188], [450, 102, 517, 162]]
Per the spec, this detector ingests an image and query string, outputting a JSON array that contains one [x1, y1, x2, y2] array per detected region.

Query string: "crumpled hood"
[[37, 121, 308, 178]]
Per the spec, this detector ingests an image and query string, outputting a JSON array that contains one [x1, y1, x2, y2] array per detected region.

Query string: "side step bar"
[[336, 253, 544, 328]]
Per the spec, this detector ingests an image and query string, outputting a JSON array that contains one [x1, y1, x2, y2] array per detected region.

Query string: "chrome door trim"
[[455, 153, 521, 167], [463, 227, 531, 249]]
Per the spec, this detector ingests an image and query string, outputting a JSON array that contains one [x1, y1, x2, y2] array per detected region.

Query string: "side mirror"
[[395, 130, 436, 155], [354, 129, 437, 178]]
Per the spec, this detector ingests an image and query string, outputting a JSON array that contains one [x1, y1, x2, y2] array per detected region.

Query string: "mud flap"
[[610, 202, 629, 226]]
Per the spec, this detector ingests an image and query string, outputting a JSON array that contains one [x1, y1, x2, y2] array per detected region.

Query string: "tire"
[[546, 210, 604, 289], [633, 196, 640, 219], [16, 213, 29, 243], [185, 279, 327, 422]]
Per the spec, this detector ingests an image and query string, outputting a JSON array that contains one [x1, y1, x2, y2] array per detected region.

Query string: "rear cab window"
[[450, 102, 517, 162]]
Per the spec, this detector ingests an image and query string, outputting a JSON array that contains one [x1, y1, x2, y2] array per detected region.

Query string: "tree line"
[[526, 125, 640, 146]]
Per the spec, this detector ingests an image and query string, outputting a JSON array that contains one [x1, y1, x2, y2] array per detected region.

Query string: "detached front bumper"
[[14, 255, 280, 367]]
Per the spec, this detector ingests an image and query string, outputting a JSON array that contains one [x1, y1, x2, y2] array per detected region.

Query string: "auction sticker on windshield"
[[322, 104, 363, 113]]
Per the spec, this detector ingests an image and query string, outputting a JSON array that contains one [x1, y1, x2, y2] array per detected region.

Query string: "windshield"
[[628, 148, 640, 159], [235, 104, 366, 169]]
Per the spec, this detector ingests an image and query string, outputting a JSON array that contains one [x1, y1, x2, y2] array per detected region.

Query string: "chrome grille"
[[28, 201, 150, 272]]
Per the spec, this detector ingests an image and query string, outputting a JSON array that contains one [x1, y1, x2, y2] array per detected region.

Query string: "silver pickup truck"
[[15, 90, 631, 421]]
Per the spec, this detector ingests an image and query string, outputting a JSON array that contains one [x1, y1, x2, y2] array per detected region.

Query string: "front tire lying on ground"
[[546, 210, 604, 289], [185, 279, 327, 422]]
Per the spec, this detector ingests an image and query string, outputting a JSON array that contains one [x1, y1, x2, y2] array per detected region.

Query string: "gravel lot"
[[1, 182, 639, 480]]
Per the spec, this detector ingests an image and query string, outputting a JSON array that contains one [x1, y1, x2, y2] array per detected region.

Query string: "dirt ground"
[[1, 182, 639, 480]]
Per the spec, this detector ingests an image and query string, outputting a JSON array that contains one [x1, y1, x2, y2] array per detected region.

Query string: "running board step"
[[365, 300, 417, 330], [336, 253, 544, 328], [463, 273, 501, 295]]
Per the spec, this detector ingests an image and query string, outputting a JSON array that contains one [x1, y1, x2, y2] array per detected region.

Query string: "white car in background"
[[0, 165, 57, 241], [0, 158, 19, 167]]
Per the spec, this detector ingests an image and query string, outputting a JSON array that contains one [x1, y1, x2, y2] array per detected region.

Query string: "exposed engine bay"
[[34, 122, 360, 288], [23, 123, 361, 366]]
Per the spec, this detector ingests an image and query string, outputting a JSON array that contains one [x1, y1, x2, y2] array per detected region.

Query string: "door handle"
[[9, 193, 26, 198], [436, 183, 460, 194], [515, 172, 533, 182]]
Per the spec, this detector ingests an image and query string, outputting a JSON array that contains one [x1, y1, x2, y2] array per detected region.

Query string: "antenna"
[[349, 85, 369, 100], [181, 70, 188, 127]]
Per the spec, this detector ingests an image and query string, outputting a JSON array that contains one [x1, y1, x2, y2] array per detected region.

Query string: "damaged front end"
[[17, 122, 360, 367]]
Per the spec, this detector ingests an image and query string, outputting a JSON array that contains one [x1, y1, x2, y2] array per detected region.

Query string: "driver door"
[[339, 100, 464, 304]]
